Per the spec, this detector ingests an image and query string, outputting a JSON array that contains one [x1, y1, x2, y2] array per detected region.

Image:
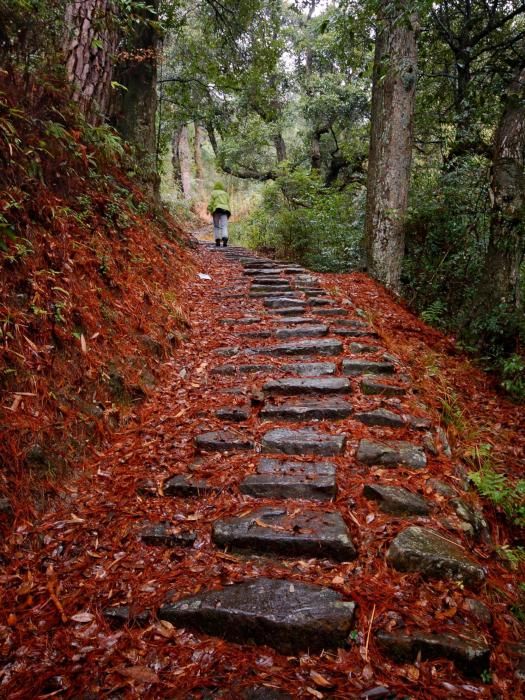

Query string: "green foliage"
[[469, 461, 525, 528], [238, 170, 364, 272], [420, 299, 447, 327], [500, 354, 525, 401]]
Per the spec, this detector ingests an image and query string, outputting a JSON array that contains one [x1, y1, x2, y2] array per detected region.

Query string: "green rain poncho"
[[207, 182, 231, 216]]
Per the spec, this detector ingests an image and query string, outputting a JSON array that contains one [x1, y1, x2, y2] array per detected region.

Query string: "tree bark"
[[194, 122, 205, 199], [111, 0, 159, 197], [472, 62, 525, 343], [273, 132, 287, 163], [364, 5, 419, 291], [178, 124, 192, 199], [172, 124, 182, 187], [64, 0, 117, 125]]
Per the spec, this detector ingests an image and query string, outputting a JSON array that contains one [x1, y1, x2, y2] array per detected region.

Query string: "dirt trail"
[[1, 243, 523, 699]]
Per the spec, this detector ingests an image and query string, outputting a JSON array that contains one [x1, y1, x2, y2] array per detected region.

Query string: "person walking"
[[207, 181, 231, 247]]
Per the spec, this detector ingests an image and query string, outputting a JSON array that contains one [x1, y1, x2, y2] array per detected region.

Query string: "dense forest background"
[[1, 0, 524, 400]]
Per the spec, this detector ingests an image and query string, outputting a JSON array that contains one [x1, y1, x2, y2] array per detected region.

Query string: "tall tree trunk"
[[273, 133, 287, 163], [111, 1, 159, 197], [178, 124, 192, 200], [364, 4, 418, 291], [172, 124, 182, 187], [471, 62, 525, 346], [64, 0, 117, 125], [194, 123, 205, 200], [205, 122, 218, 156]]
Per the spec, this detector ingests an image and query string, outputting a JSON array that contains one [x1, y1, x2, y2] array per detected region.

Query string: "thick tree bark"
[[364, 5, 418, 291], [472, 62, 525, 341], [111, 1, 159, 197], [194, 123, 205, 199], [171, 124, 182, 187], [178, 124, 192, 199], [273, 133, 287, 163], [64, 0, 117, 125]]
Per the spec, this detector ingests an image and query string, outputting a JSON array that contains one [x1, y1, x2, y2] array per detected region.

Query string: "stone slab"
[[356, 440, 427, 469], [141, 522, 196, 548], [281, 362, 336, 376], [240, 459, 337, 501], [387, 526, 486, 587], [262, 428, 346, 456], [219, 317, 261, 325], [262, 377, 351, 396], [252, 339, 343, 357], [244, 268, 285, 276], [343, 360, 395, 376], [103, 606, 150, 628], [215, 406, 251, 421], [249, 291, 298, 299], [264, 298, 307, 309], [261, 399, 353, 421], [333, 329, 380, 339], [212, 507, 357, 561], [159, 577, 356, 654], [308, 298, 331, 306], [273, 316, 317, 325], [315, 308, 347, 317], [275, 325, 328, 339], [361, 376, 407, 396], [251, 277, 290, 286], [363, 484, 431, 515], [376, 630, 490, 676], [355, 408, 404, 428], [196, 430, 254, 452], [272, 306, 311, 316], [239, 330, 272, 339], [163, 475, 217, 497], [212, 363, 273, 376], [349, 343, 382, 354]]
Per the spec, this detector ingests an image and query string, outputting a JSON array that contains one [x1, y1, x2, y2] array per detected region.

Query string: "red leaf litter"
[[0, 245, 523, 699]]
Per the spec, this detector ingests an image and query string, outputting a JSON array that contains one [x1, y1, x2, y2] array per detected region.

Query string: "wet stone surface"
[[355, 408, 405, 428], [262, 376, 350, 396], [163, 475, 218, 497], [252, 339, 343, 357], [343, 360, 395, 376], [361, 376, 407, 396], [357, 440, 427, 468], [214, 406, 251, 421], [275, 325, 328, 339], [332, 328, 379, 339], [159, 577, 356, 655], [272, 306, 310, 316], [195, 430, 254, 452], [387, 526, 486, 588], [376, 630, 490, 676], [261, 399, 353, 421], [249, 291, 298, 299], [281, 362, 336, 376], [103, 606, 151, 628], [212, 507, 357, 561], [262, 428, 346, 456], [315, 308, 347, 317], [141, 522, 196, 548], [363, 484, 431, 515], [211, 364, 274, 376], [264, 297, 307, 309], [240, 458, 337, 501], [219, 317, 261, 325], [273, 316, 317, 325]]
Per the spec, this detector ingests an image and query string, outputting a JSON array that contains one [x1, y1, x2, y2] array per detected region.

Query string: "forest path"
[[2, 243, 521, 698]]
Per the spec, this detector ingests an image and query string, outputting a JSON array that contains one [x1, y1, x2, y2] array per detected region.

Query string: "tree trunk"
[[111, 0, 159, 197], [178, 124, 192, 200], [471, 62, 525, 346], [172, 124, 182, 187], [194, 123, 205, 200], [64, 0, 117, 125], [364, 5, 419, 291], [273, 133, 287, 163]]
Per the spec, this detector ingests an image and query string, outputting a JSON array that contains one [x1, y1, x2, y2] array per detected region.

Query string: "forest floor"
[[1, 242, 524, 700]]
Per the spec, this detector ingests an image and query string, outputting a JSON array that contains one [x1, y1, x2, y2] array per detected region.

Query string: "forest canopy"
[[1, 0, 524, 396]]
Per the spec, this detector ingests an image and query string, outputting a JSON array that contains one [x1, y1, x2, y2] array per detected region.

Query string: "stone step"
[[262, 377, 351, 396], [215, 406, 250, 421], [219, 317, 261, 325], [262, 428, 346, 456], [333, 328, 380, 339], [212, 507, 357, 561], [308, 298, 332, 306], [376, 630, 490, 677], [264, 298, 307, 309], [211, 363, 273, 376], [303, 289, 327, 296], [163, 475, 217, 497], [239, 458, 336, 501], [336, 319, 368, 328], [141, 522, 196, 547], [251, 339, 343, 357], [249, 291, 298, 299], [158, 577, 356, 654], [356, 439, 427, 468], [260, 399, 353, 421], [281, 362, 336, 376], [251, 277, 288, 286], [343, 359, 395, 376], [363, 484, 431, 515], [195, 430, 254, 453], [103, 605, 150, 628], [349, 342, 382, 354], [387, 526, 486, 587], [273, 316, 317, 325], [272, 306, 311, 316], [239, 330, 272, 339], [275, 324, 328, 339], [250, 284, 291, 293], [361, 376, 407, 396], [244, 268, 285, 276], [355, 408, 405, 428], [315, 308, 347, 317]]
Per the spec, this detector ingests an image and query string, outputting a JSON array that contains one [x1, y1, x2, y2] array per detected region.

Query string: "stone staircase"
[[104, 243, 494, 694]]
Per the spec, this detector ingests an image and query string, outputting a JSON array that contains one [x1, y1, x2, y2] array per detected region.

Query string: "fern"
[[421, 299, 447, 326], [469, 464, 525, 527]]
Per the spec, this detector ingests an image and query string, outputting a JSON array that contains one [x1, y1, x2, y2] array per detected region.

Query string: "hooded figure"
[[207, 181, 231, 247]]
